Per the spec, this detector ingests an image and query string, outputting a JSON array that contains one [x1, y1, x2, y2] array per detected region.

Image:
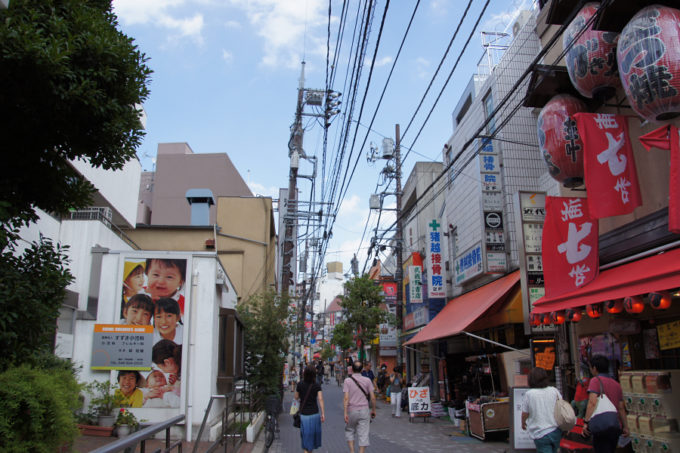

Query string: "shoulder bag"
[[588, 377, 620, 434], [553, 387, 576, 431], [350, 375, 371, 404], [293, 384, 314, 428]]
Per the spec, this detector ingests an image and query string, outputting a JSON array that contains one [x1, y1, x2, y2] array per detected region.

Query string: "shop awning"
[[404, 271, 520, 345], [532, 247, 680, 314]]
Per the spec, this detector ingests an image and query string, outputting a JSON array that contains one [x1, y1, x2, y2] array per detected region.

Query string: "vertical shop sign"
[[478, 138, 507, 275], [426, 219, 446, 298], [542, 197, 598, 298], [408, 266, 423, 303]]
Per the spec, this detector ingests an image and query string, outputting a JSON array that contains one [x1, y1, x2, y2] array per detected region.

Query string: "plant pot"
[[98, 415, 116, 427], [77, 424, 115, 437], [117, 424, 131, 437]]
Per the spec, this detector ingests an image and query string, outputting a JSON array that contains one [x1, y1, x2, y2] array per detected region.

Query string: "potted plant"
[[75, 409, 115, 437], [114, 408, 139, 437], [85, 380, 124, 427]]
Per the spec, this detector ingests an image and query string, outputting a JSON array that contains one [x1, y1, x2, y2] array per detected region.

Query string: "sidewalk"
[[255, 378, 510, 453]]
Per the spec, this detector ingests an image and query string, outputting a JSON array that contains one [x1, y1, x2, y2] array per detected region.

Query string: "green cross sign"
[[429, 219, 440, 231]]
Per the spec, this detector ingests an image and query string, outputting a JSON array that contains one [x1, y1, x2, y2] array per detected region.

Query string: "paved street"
[[258, 379, 509, 453]]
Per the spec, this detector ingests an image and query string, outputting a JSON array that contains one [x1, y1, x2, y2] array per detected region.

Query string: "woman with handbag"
[[582, 355, 629, 453], [294, 365, 325, 452], [521, 367, 563, 453]]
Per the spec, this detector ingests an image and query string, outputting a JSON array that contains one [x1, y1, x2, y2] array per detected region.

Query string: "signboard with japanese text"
[[91, 324, 153, 370], [454, 242, 483, 284], [481, 173, 501, 191], [574, 113, 642, 218], [486, 252, 507, 273], [408, 386, 431, 414], [523, 224, 543, 253], [381, 282, 397, 303], [542, 197, 599, 298], [408, 266, 423, 303], [478, 138, 507, 276], [512, 388, 535, 450], [379, 305, 397, 347], [479, 153, 500, 173], [425, 219, 446, 298], [658, 320, 680, 351], [482, 190, 504, 211]]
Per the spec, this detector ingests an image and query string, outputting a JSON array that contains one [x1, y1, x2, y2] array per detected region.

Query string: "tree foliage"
[[239, 291, 290, 396], [0, 0, 152, 228], [331, 321, 354, 352], [0, 235, 74, 372], [340, 275, 393, 359]]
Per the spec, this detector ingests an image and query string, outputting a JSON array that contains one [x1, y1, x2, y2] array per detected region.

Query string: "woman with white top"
[[521, 367, 562, 453]]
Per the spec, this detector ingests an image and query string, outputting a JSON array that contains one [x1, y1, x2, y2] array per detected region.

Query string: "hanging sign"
[[408, 265, 423, 303], [426, 219, 446, 298]]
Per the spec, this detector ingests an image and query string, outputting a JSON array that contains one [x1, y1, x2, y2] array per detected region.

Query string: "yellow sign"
[[657, 320, 680, 351]]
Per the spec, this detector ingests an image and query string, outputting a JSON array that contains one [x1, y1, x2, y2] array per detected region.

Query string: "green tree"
[[340, 275, 394, 361], [0, 0, 152, 237], [330, 321, 354, 366], [239, 291, 290, 397]]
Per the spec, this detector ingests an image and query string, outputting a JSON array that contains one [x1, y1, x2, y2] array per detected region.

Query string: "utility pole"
[[394, 124, 404, 366]]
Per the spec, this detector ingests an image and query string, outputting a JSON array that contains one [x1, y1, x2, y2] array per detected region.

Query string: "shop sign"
[[454, 242, 483, 284], [382, 282, 397, 303], [379, 305, 397, 347], [643, 328, 660, 359], [485, 211, 503, 229], [408, 265, 423, 303], [657, 320, 680, 351], [526, 255, 543, 273], [482, 190, 504, 211], [426, 219, 446, 298], [479, 154, 500, 173], [91, 324, 153, 370], [485, 230, 505, 250], [531, 338, 556, 371], [412, 306, 428, 328], [486, 252, 506, 273], [523, 223, 543, 253], [404, 312, 415, 330], [520, 192, 546, 221], [527, 273, 544, 286], [481, 173, 501, 191], [408, 386, 431, 414]]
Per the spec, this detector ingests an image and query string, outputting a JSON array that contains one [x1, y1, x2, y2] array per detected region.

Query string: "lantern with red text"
[[566, 308, 582, 322], [564, 3, 620, 100], [530, 312, 542, 327], [605, 299, 624, 314], [541, 313, 552, 325], [586, 303, 603, 318], [618, 5, 680, 122], [649, 291, 672, 310], [537, 95, 587, 188], [624, 295, 645, 314], [550, 311, 566, 325]]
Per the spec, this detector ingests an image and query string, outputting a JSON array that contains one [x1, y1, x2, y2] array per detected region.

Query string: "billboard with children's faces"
[[109, 255, 189, 410]]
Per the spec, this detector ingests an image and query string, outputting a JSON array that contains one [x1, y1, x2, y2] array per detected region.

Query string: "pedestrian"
[[521, 367, 562, 453], [376, 363, 388, 397], [361, 362, 375, 386], [389, 365, 403, 417], [343, 360, 376, 453], [316, 360, 324, 386], [295, 365, 325, 452], [570, 376, 590, 419], [329, 361, 335, 377], [582, 355, 629, 453]]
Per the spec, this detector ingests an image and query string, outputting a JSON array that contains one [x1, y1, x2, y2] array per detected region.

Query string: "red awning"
[[405, 271, 520, 345], [533, 247, 680, 314]]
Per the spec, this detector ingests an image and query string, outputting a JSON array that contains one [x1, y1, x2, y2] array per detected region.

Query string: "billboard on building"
[[425, 219, 446, 298]]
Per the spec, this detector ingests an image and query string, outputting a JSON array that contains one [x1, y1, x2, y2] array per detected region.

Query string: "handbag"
[[293, 383, 314, 428], [588, 377, 620, 434], [554, 389, 577, 431]]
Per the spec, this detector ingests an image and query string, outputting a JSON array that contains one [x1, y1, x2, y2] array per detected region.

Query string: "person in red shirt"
[[571, 376, 590, 419]]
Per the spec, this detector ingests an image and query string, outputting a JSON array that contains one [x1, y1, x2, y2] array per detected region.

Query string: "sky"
[[112, 0, 535, 277]]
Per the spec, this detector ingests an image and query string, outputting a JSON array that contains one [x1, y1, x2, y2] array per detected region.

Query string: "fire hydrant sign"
[[408, 386, 430, 415], [91, 324, 153, 370]]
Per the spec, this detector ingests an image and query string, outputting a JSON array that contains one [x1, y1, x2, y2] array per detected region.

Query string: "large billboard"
[[91, 255, 189, 409]]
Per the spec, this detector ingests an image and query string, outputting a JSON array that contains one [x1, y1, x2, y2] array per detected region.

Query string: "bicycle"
[[264, 395, 280, 450]]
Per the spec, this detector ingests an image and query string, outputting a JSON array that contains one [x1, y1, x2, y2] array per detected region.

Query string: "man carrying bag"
[[582, 355, 629, 453]]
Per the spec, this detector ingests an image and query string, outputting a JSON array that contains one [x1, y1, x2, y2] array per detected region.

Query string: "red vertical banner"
[[542, 197, 599, 298], [639, 125, 680, 234], [574, 113, 642, 218]]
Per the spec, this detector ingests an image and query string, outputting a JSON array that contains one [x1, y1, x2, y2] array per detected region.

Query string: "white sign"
[[479, 154, 500, 173], [482, 190, 504, 211], [486, 252, 507, 273], [481, 173, 501, 191], [408, 265, 423, 303], [512, 388, 534, 450], [379, 305, 397, 347], [454, 243, 483, 284], [522, 223, 543, 253], [426, 218, 446, 299], [519, 192, 546, 221], [407, 386, 430, 414]]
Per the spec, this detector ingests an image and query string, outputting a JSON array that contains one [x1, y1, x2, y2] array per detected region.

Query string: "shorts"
[[345, 407, 370, 447]]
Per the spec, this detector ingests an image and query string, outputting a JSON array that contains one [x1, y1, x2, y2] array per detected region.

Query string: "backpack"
[[554, 397, 577, 431]]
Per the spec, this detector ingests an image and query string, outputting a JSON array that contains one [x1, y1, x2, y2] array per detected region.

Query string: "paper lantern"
[[566, 308, 582, 322], [550, 311, 566, 325], [564, 3, 620, 100], [624, 295, 645, 314], [618, 5, 680, 122], [586, 303, 603, 318], [541, 313, 552, 325], [537, 94, 588, 188], [530, 312, 542, 327], [649, 291, 672, 310], [605, 299, 624, 314]]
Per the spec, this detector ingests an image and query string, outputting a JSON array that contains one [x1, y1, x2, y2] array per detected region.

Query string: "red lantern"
[[649, 291, 672, 310], [550, 311, 566, 325], [564, 3, 620, 100], [566, 308, 582, 322], [537, 95, 587, 188], [605, 299, 624, 314], [618, 5, 680, 122], [530, 312, 541, 327], [541, 313, 552, 325], [586, 303, 603, 318], [624, 295, 645, 314]]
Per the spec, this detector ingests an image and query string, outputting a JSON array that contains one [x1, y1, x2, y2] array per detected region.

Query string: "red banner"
[[639, 125, 680, 234], [542, 196, 599, 298], [574, 113, 641, 218]]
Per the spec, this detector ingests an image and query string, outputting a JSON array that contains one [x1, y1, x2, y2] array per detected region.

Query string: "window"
[[484, 91, 496, 134]]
